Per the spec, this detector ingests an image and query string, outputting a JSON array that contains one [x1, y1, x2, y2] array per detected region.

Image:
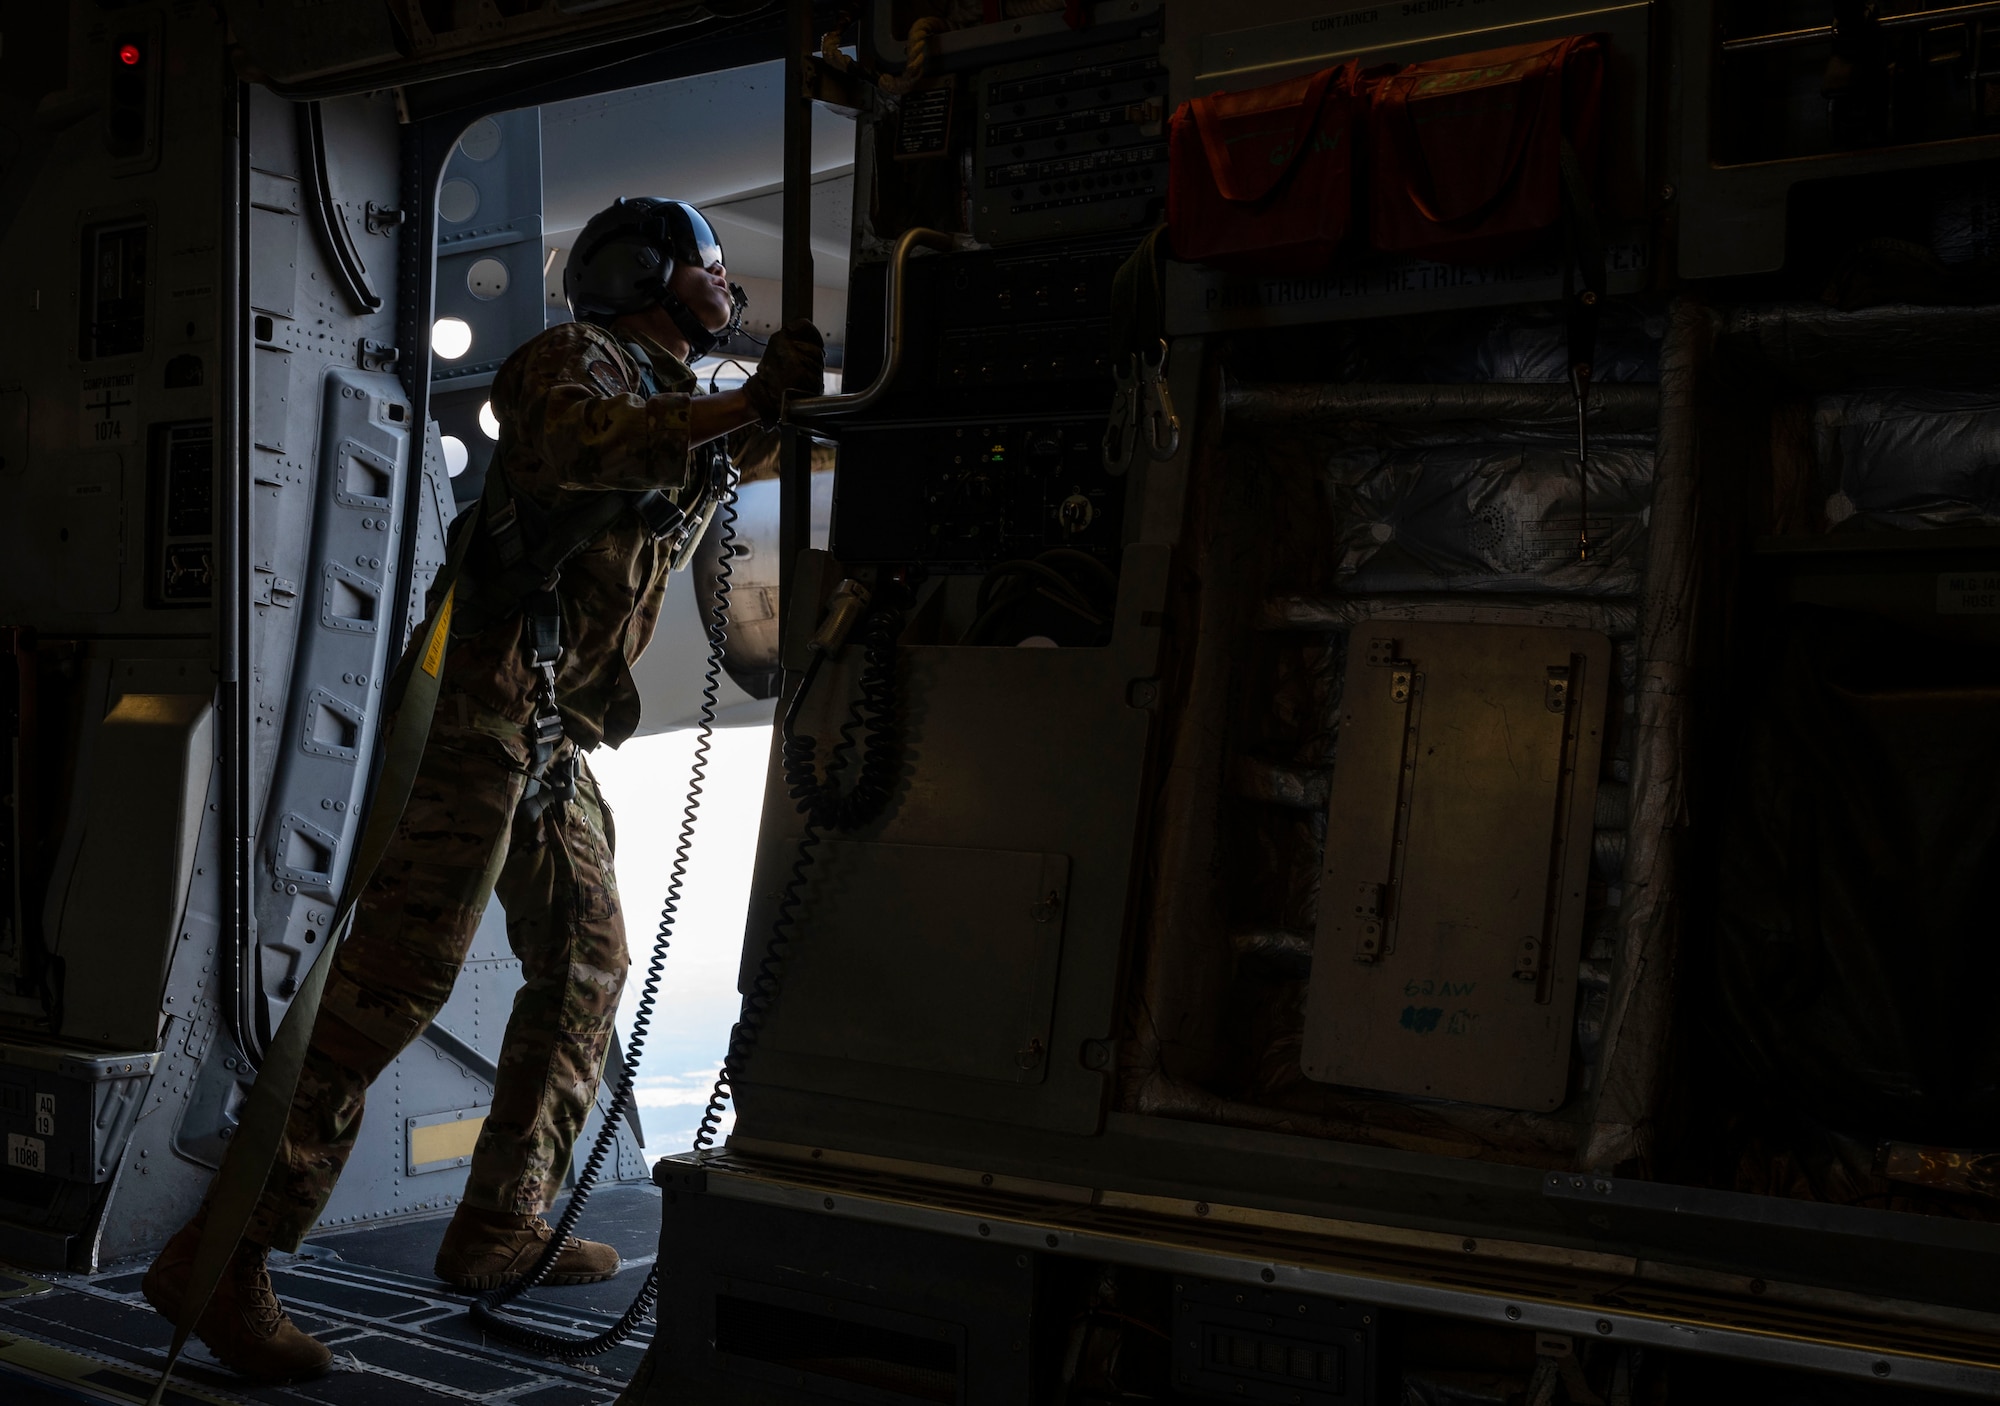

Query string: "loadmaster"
[[140, 196, 827, 1384]]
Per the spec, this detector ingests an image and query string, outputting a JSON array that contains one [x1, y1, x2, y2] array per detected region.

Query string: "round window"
[[466, 257, 510, 301], [438, 178, 480, 224], [456, 117, 502, 162]]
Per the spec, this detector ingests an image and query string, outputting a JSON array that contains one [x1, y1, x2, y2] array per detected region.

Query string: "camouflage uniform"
[[245, 322, 704, 1250]]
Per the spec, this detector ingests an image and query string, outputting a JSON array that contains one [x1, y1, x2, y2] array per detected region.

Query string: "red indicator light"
[[118, 43, 142, 66]]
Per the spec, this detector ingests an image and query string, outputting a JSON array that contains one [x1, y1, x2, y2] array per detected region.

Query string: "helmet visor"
[[665, 201, 725, 272]]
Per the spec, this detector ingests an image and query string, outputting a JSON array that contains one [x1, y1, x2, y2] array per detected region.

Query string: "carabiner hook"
[[1141, 339, 1180, 462], [1102, 355, 1141, 475]]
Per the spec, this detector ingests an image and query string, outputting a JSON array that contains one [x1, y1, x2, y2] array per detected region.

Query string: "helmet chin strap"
[[662, 289, 724, 357], [659, 282, 748, 359]]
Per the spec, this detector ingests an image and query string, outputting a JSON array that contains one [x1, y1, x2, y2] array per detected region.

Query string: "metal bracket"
[[805, 52, 879, 118], [1545, 665, 1572, 713], [1353, 883, 1389, 962], [253, 569, 299, 609], [1514, 936, 1543, 981], [364, 201, 404, 236], [358, 338, 398, 372]]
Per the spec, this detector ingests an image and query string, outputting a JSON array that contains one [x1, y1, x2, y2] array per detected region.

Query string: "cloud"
[[592, 725, 769, 1161]]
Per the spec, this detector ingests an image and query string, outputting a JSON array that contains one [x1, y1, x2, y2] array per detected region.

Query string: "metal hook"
[[1102, 355, 1140, 475], [1141, 339, 1180, 462]]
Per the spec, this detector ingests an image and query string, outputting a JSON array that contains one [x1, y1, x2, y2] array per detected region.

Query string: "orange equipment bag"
[[1167, 62, 1363, 273], [1368, 35, 1607, 265]]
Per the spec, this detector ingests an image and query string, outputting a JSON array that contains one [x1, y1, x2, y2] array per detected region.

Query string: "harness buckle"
[[531, 663, 565, 745], [521, 742, 579, 822], [633, 491, 687, 542]]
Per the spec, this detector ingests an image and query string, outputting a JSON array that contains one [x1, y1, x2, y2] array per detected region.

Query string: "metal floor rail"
[[684, 1145, 2000, 1400]]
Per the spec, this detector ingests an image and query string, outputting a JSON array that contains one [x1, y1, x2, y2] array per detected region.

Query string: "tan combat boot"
[[140, 1213, 333, 1384], [433, 1203, 621, 1290]]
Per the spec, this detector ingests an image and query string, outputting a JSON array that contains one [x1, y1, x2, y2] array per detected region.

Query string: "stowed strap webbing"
[[149, 497, 484, 1406]]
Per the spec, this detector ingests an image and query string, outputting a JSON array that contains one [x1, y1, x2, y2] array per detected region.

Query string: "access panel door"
[[1301, 622, 1610, 1111]]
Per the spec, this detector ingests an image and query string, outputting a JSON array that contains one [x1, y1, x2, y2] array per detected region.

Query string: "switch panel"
[[973, 34, 1169, 245], [831, 417, 1124, 571]]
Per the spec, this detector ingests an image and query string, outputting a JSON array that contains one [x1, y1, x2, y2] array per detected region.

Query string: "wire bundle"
[[779, 604, 905, 830], [961, 549, 1118, 646]]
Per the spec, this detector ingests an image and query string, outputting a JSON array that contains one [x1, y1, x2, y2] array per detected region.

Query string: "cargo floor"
[[0, 1182, 663, 1404]]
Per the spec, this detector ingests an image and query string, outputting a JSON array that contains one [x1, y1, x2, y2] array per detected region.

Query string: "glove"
[[743, 319, 825, 426]]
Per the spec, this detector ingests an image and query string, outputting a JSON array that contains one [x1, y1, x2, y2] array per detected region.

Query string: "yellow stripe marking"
[[411, 1114, 485, 1166], [0, 1330, 250, 1404], [420, 588, 453, 678]]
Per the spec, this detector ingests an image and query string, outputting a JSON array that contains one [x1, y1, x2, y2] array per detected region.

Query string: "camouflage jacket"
[[439, 319, 710, 751]]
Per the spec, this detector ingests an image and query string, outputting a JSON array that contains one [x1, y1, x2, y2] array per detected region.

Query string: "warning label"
[[1937, 572, 2000, 614], [79, 373, 135, 446]]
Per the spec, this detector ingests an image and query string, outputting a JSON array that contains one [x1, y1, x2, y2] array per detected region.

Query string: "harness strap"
[[472, 469, 665, 625], [481, 339, 705, 822], [464, 341, 690, 635], [520, 584, 573, 824], [1108, 224, 1168, 372]]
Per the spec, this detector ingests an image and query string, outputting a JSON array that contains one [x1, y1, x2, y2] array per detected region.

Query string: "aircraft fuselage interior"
[[4, 2, 2000, 1404]]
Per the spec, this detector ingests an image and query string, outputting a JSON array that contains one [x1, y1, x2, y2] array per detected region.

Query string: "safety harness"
[[461, 334, 726, 818]]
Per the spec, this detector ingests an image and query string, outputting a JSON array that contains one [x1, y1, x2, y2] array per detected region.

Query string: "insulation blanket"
[[1816, 387, 2000, 531], [1288, 435, 1655, 595], [1283, 301, 1666, 386]]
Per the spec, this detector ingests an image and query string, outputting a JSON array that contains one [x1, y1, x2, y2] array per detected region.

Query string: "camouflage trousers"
[[245, 691, 629, 1251]]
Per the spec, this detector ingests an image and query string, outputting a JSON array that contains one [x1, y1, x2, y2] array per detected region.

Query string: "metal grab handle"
[[781, 226, 953, 424]]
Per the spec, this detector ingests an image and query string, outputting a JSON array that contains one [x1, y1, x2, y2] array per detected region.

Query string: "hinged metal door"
[[1301, 622, 1610, 1111]]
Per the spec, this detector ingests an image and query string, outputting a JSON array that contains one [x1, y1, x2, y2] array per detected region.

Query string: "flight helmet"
[[563, 196, 744, 354]]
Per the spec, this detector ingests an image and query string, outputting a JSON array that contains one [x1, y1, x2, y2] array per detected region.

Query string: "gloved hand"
[[743, 319, 825, 426]]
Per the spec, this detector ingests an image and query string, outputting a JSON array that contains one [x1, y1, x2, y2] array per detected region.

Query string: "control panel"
[[833, 237, 1136, 571], [844, 237, 1132, 416], [147, 421, 213, 606], [973, 34, 1168, 246], [831, 417, 1123, 572]]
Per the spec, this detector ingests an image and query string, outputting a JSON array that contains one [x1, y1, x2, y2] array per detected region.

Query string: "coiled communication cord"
[[468, 474, 742, 1358], [690, 594, 905, 1152]]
